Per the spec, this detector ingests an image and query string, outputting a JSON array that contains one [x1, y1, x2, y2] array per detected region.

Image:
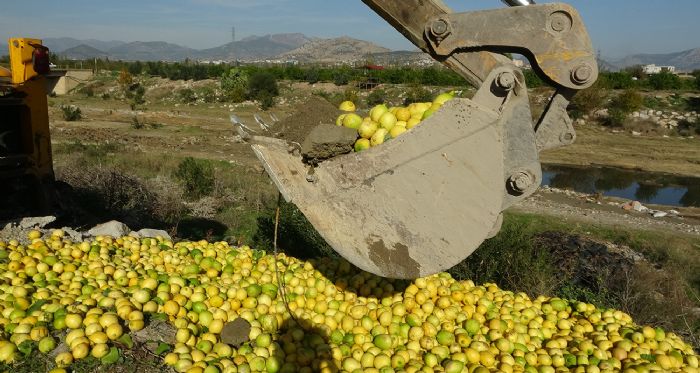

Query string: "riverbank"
[[540, 125, 700, 177]]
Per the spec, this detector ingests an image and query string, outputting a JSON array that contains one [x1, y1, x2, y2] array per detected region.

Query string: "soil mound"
[[277, 96, 340, 144]]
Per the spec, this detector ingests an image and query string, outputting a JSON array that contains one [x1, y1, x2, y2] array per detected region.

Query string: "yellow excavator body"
[[0, 38, 54, 217]]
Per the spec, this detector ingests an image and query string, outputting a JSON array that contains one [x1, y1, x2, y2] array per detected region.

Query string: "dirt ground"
[[513, 187, 700, 238]]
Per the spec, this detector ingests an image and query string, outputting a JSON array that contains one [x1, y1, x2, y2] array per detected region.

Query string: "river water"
[[541, 165, 700, 208]]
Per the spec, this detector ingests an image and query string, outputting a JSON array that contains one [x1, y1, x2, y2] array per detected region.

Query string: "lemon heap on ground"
[[0, 229, 697, 373], [337, 92, 455, 152]]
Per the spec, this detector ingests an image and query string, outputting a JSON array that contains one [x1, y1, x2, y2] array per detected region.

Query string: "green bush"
[[179, 88, 196, 103], [404, 85, 433, 105], [605, 89, 643, 127], [258, 91, 275, 111], [647, 71, 682, 90], [221, 68, 248, 102], [174, 157, 215, 199], [60, 105, 82, 121], [569, 81, 607, 119], [305, 69, 320, 85], [366, 88, 386, 106]]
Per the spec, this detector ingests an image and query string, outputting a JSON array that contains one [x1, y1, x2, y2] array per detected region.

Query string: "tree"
[[248, 72, 279, 109], [647, 71, 681, 90]]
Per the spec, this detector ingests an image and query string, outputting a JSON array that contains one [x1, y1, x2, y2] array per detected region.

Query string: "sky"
[[1, 0, 699, 59]]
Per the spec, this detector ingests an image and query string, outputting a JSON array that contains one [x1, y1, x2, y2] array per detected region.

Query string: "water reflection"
[[542, 165, 700, 208]]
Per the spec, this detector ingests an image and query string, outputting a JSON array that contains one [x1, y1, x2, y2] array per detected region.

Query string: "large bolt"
[[508, 171, 535, 195], [571, 64, 593, 85], [496, 72, 516, 91], [548, 11, 572, 34], [430, 19, 450, 39]]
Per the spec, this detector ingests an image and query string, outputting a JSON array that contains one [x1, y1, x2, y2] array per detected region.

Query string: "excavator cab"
[[0, 38, 54, 219], [237, 1, 598, 278]]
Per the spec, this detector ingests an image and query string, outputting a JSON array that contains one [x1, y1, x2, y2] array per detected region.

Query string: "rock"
[[594, 109, 609, 118], [631, 131, 641, 136], [132, 320, 176, 344], [18, 216, 56, 229], [632, 201, 649, 212], [221, 318, 251, 347], [136, 229, 172, 240], [87, 220, 130, 238], [652, 211, 668, 218], [632, 111, 640, 118], [575, 119, 586, 125], [639, 114, 650, 120], [668, 210, 680, 215], [60, 227, 83, 242], [301, 124, 358, 163]]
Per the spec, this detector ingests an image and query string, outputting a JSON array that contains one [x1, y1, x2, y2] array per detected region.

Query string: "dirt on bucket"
[[276, 96, 341, 144]]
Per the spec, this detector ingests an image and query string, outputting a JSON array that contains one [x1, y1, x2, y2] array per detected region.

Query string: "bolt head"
[[571, 64, 593, 85], [496, 72, 516, 91], [508, 171, 535, 195], [431, 19, 449, 36]]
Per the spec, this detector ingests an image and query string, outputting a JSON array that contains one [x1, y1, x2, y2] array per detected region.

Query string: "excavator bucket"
[[250, 99, 507, 279]]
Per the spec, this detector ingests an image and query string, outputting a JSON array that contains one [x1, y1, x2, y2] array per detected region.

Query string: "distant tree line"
[[11, 53, 697, 92]]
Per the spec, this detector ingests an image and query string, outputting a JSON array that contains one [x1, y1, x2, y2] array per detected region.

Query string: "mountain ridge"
[[41, 35, 700, 70]]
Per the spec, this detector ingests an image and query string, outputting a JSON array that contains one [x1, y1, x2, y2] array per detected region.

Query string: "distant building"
[[642, 64, 676, 74]]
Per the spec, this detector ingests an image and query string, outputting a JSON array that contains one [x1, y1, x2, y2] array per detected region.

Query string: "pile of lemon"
[[0, 229, 697, 373], [336, 92, 455, 152]]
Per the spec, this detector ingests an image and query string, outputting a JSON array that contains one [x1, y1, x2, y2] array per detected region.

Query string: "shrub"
[[404, 85, 433, 105], [333, 71, 350, 86], [249, 72, 279, 97], [248, 72, 279, 108], [80, 86, 95, 97], [605, 90, 643, 127], [118, 68, 133, 88], [199, 86, 217, 103], [131, 116, 145, 129], [647, 71, 682, 90], [367, 88, 386, 106], [174, 157, 215, 199], [569, 81, 607, 119], [258, 91, 275, 111], [221, 68, 249, 102], [305, 69, 320, 85], [343, 88, 359, 105], [60, 105, 82, 121], [179, 88, 196, 103]]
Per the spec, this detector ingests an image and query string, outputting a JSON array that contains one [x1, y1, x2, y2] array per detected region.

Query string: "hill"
[[43, 37, 125, 54], [197, 33, 312, 61], [62, 44, 109, 60], [277, 36, 390, 63], [611, 48, 700, 71], [106, 41, 198, 62]]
